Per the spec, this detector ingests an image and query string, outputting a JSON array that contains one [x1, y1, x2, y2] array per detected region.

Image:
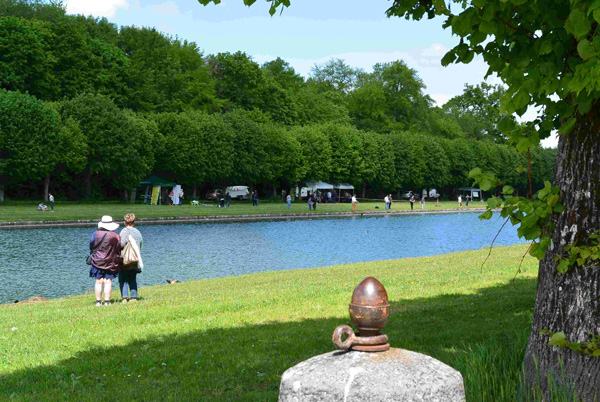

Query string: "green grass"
[[0, 244, 538, 401], [0, 199, 485, 223]]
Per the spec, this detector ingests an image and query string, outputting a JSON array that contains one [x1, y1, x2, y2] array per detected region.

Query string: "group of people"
[[383, 194, 395, 210], [457, 194, 472, 207], [88, 214, 143, 306], [218, 192, 232, 208], [38, 193, 55, 212]]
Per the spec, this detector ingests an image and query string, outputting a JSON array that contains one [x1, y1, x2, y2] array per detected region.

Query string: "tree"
[[153, 111, 233, 196], [443, 83, 508, 142], [0, 16, 56, 98], [58, 94, 155, 198], [262, 57, 304, 90], [118, 26, 218, 112], [0, 89, 60, 199], [386, 0, 600, 397], [348, 61, 434, 132], [291, 125, 332, 184], [309, 58, 360, 94]]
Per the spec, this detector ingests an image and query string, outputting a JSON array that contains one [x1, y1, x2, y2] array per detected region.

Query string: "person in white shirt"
[[49, 193, 54, 212], [352, 195, 358, 212], [458, 195, 463, 207]]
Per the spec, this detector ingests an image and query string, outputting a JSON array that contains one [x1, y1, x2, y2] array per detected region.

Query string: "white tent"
[[334, 183, 354, 190], [306, 181, 334, 192]]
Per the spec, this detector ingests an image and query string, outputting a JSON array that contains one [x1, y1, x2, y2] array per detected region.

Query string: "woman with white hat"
[[89, 216, 121, 306]]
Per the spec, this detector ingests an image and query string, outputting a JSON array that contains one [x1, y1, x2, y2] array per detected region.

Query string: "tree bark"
[[0, 184, 4, 202], [43, 175, 49, 201], [192, 183, 197, 199], [523, 115, 600, 399], [85, 170, 91, 198]]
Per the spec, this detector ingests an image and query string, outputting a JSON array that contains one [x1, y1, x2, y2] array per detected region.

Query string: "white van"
[[225, 186, 250, 200]]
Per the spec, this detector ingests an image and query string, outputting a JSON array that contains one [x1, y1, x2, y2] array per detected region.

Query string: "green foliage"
[[387, 0, 600, 148], [58, 94, 155, 191], [443, 83, 509, 142], [555, 232, 600, 273], [0, 89, 61, 185], [541, 330, 600, 357]]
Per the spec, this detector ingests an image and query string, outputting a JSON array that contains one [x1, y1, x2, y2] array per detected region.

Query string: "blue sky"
[[63, 0, 557, 146]]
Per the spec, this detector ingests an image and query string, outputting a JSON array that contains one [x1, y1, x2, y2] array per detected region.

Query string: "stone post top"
[[279, 348, 465, 402]]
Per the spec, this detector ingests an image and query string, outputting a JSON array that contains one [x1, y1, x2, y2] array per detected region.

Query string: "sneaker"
[[129, 298, 137, 303], [121, 299, 128, 303], [95, 300, 102, 307], [103, 301, 111, 306]]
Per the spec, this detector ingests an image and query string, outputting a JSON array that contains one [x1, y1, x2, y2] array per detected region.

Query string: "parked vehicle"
[[422, 189, 440, 199], [205, 189, 223, 200], [401, 191, 419, 200], [225, 186, 250, 200]]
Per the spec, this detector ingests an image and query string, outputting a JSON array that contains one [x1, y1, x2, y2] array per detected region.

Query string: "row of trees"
[[0, 0, 556, 201], [1, 90, 556, 200]]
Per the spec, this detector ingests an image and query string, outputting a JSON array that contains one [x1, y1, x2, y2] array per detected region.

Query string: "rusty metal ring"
[[332, 325, 356, 350], [353, 334, 388, 346]]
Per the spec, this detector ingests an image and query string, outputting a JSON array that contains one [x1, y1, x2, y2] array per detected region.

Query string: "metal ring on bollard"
[[332, 325, 356, 350]]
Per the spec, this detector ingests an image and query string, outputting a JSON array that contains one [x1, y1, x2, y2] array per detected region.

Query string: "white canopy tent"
[[334, 183, 354, 191], [306, 181, 334, 192]]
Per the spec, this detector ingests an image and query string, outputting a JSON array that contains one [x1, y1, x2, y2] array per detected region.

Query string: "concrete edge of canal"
[[0, 208, 493, 230]]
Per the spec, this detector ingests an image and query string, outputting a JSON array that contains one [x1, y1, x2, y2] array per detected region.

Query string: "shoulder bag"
[[121, 235, 140, 268]]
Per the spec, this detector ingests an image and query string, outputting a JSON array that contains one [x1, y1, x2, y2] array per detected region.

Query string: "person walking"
[[388, 194, 393, 210], [286, 194, 291, 210], [420, 196, 426, 210], [252, 191, 258, 206], [312, 193, 317, 211], [308, 193, 313, 211], [119, 214, 143, 303], [409, 194, 415, 210], [352, 195, 358, 212], [466, 194, 471, 207], [458, 195, 463, 207], [89, 216, 121, 306], [384, 195, 389, 210], [49, 193, 54, 212], [225, 192, 231, 208]]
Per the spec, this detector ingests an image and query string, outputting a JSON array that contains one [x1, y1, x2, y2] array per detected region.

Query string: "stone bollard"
[[278, 348, 465, 401], [278, 277, 466, 401]]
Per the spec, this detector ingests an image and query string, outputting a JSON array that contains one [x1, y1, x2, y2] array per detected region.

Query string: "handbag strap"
[[91, 232, 109, 253]]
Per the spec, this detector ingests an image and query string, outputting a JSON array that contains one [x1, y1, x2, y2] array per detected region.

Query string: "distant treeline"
[[0, 0, 556, 200]]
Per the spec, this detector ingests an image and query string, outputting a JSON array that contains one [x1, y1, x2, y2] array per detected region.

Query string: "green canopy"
[[140, 175, 176, 187]]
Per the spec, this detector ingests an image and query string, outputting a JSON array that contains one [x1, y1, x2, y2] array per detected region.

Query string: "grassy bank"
[[0, 244, 539, 401], [0, 199, 485, 223]]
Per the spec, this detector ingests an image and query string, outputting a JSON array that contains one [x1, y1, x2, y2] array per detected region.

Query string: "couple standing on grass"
[[88, 214, 143, 306]]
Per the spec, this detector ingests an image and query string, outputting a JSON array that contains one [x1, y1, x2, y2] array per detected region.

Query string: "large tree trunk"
[[0, 184, 4, 202], [43, 175, 49, 201], [192, 183, 197, 199], [523, 117, 600, 399]]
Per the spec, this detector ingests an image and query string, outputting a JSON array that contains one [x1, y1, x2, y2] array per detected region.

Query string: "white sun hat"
[[98, 215, 119, 231]]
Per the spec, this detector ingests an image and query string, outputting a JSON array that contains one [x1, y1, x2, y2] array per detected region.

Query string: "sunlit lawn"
[[0, 244, 537, 401], [0, 199, 486, 223]]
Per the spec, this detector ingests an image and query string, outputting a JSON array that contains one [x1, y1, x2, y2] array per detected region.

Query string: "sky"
[[63, 0, 557, 147]]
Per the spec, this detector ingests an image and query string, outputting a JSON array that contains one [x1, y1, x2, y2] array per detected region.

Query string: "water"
[[0, 213, 525, 303]]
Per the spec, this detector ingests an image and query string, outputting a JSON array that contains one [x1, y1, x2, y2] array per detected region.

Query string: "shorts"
[[89, 266, 117, 280]]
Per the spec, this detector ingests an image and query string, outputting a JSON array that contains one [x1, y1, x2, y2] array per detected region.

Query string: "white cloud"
[[65, 0, 129, 17], [430, 94, 451, 107], [152, 1, 180, 16]]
